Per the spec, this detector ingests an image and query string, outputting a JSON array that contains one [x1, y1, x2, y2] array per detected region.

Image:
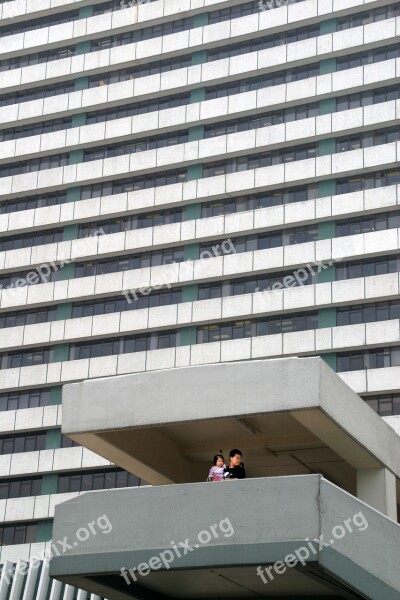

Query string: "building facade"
[[0, 0, 399, 597]]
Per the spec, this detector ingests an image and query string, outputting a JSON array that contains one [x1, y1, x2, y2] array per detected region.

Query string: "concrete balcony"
[[50, 474, 400, 599], [50, 357, 400, 598]]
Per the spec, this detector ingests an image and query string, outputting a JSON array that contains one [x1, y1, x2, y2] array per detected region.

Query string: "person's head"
[[213, 454, 224, 467], [229, 449, 242, 467]]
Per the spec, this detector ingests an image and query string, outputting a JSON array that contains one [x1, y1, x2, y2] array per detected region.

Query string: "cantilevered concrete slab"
[[62, 357, 400, 519], [50, 475, 400, 600]]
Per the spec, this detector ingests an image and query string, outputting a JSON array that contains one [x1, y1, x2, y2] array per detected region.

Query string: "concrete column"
[[357, 468, 397, 520]]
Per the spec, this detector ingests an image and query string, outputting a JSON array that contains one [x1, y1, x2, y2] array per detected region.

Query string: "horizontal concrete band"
[[2, 57, 397, 130], [0, 0, 386, 59]]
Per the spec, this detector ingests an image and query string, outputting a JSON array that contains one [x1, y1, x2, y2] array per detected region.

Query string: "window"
[[0, 191, 67, 215], [0, 307, 57, 329], [203, 145, 317, 178], [86, 93, 190, 125], [337, 125, 400, 153], [83, 131, 189, 163], [0, 46, 75, 72], [78, 209, 182, 238], [199, 225, 318, 258], [201, 185, 318, 217], [336, 85, 400, 112], [89, 55, 192, 88], [93, 0, 158, 15], [336, 168, 400, 195], [337, 301, 400, 326], [0, 522, 37, 546], [0, 476, 42, 499], [336, 255, 400, 281], [0, 389, 51, 412], [0, 348, 52, 370], [337, 346, 400, 372], [72, 288, 182, 318], [70, 331, 179, 360], [57, 468, 141, 493], [207, 24, 320, 62], [208, 0, 304, 23], [0, 155, 68, 179], [60, 435, 80, 449], [75, 247, 184, 278], [205, 103, 319, 138], [363, 394, 400, 416], [81, 169, 186, 200], [0, 9, 79, 37], [197, 312, 318, 343], [0, 265, 62, 289], [205, 64, 319, 100], [337, 44, 400, 71], [0, 432, 46, 455], [0, 230, 63, 252], [0, 118, 72, 142], [91, 18, 193, 51], [337, 3, 400, 30], [336, 210, 400, 237], [0, 81, 75, 107]]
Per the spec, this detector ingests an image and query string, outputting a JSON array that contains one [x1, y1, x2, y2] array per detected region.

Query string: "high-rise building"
[[0, 0, 399, 597]]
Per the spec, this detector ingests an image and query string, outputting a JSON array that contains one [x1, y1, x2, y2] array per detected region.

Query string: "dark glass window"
[[0, 9, 79, 37], [0, 389, 51, 412], [86, 93, 190, 125], [197, 312, 318, 343], [205, 103, 319, 138], [207, 24, 320, 62], [0, 476, 42, 499], [0, 307, 57, 329], [93, 0, 158, 15], [72, 288, 182, 318], [70, 331, 178, 360], [199, 225, 318, 257], [336, 168, 400, 194], [337, 301, 400, 326], [0, 81, 75, 108], [336, 210, 400, 237], [75, 247, 184, 278], [0, 230, 63, 252], [0, 432, 46, 455], [0, 522, 37, 546], [208, 0, 304, 24], [337, 3, 400, 30], [0, 47, 75, 72], [89, 55, 192, 88], [57, 468, 141, 493], [337, 347, 400, 371], [81, 169, 186, 200], [336, 255, 400, 281], [83, 131, 189, 163], [0, 191, 67, 215], [60, 435, 80, 449], [337, 125, 400, 153], [91, 18, 193, 51], [337, 44, 400, 71], [0, 348, 52, 370], [0, 118, 72, 142], [0, 155, 68, 179], [363, 394, 400, 416], [205, 63, 320, 100], [336, 85, 400, 112], [203, 145, 317, 178], [78, 209, 182, 237], [201, 185, 318, 217]]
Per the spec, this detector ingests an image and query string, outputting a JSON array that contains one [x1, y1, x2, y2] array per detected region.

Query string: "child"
[[207, 453, 226, 482]]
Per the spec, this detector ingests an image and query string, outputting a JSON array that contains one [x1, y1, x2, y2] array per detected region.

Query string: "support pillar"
[[357, 468, 397, 520]]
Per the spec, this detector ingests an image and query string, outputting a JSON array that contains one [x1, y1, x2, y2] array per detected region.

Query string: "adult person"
[[223, 448, 246, 480]]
